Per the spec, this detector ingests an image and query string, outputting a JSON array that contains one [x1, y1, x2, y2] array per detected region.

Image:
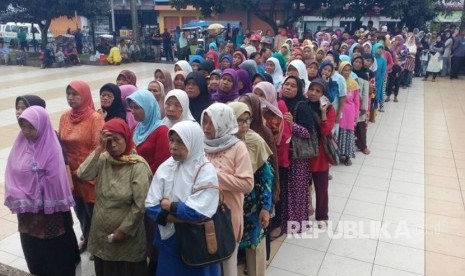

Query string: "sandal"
[[317, 221, 328, 230], [394, 97, 398, 102], [344, 159, 352, 166], [362, 148, 371, 155], [270, 227, 283, 241]]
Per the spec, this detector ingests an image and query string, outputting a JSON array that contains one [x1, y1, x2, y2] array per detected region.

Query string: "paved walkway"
[[0, 64, 464, 275]]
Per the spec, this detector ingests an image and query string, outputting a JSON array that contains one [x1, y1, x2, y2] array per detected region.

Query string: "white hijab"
[[266, 57, 284, 92], [145, 121, 219, 240], [288, 59, 310, 92], [201, 103, 240, 154], [161, 89, 195, 128], [175, 60, 193, 74]]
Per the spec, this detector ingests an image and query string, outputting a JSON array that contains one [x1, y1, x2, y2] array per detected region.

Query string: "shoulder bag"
[[175, 163, 236, 266]]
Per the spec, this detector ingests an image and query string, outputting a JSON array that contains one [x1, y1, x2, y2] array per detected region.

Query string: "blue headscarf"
[[372, 43, 387, 107], [126, 89, 162, 146], [190, 55, 204, 66], [209, 42, 218, 52]]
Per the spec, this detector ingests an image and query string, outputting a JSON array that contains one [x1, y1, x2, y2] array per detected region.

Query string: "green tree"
[[0, 0, 109, 49]]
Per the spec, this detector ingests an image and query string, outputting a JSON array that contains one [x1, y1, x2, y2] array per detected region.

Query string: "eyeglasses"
[[237, 118, 252, 126]]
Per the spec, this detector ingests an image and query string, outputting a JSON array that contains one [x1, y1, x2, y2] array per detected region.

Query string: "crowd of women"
[[4, 25, 459, 276]]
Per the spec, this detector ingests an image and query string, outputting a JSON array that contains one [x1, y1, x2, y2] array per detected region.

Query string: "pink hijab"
[[119, 84, 138, 129], [5, 106, 75, 214]]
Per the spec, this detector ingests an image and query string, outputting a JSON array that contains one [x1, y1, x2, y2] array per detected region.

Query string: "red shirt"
[[309, 106, 336, 172], [134, 126, 171, 174], [277, 100, 291, 168]]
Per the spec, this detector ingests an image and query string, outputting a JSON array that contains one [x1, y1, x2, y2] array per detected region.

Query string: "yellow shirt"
[[107, 46, 122, 64]]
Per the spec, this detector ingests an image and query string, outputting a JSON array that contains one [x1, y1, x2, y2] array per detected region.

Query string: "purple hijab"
[[5, 106, 74, 214], [237, 69, 253, 96], [119, 84, 138, 129], [212, 68, 239, 103]]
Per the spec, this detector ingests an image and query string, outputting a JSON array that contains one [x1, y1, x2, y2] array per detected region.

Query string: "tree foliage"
[[0, 0, 109, 49], [170, 0, 459, 32]]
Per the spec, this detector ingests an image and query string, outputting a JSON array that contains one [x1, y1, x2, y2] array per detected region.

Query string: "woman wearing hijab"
[[252, 72, 274, 86], [351, 55, 371, 155], [59, 80, 105, 253], [184, 71, 212, 122], [237, 69, 254, 96], [116, 70, 137, 86], [228, 102, 273, 276], [189, 55, 204, 72], [198, 59, 215, 78], [220, 54, 233, 71], [145, 121, 220, 276], [423, 35, 444, 82], [98, 83, 127, 122], [119, 84, 138, 129], [279, 75, 312, 234], [148, 80, 166, 118], [315, 48, 326, 64], [174, 60, 193, 74], [212, 68, 240, 103], [6, 106, 79, 276], [126, 89, 171, 275], [232, 50, 246, 70], [306, 78, 336, 229], [265, 57, 284, 92], [287, 59, 310, 92], [280, 43, 291, 62], [252, 82, 292, 238], [205, 50, 220, 69], [271, 52, 287, 74], [162, 89, 195, 128], [154, 69, 174, 92], [208, 69, 222, 94], [201, 103, 254, 276], [302, 45, 316, 66], [15, 95, 46, 117], [173, 71, 187, 90], [338, 62, 360, 166], [372, 43, 387, 112], [239, 60, 258, 81], [126, 89, 170, 174], [77, 118, 152, 276]]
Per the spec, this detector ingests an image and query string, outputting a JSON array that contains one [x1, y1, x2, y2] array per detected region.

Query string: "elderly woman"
[[228, 102, 273, 276], [145, 121, 221, 276], [201, 103, 254, 276], [78, 118, 152, 276], [175, 60, 193, 74], [265, 57, 284, 91], [162, 89, 195, 128], [98, 83, 127, 122], [59, 80, 105, 253], [6, 106, 79, 276]]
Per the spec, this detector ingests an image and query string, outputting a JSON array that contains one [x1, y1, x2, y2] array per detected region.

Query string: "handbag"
[[323, 133, 340, 165], [291, 102, 319, 160], [175, 163, 236, 266]]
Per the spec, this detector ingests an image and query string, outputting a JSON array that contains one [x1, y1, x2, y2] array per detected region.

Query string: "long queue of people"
[[4, 25, 452, 276]]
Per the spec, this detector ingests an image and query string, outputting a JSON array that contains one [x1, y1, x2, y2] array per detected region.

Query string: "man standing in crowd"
[[162, 28, 174, 62], [451, 29, 465, 79], [152, 29, 162, 62]]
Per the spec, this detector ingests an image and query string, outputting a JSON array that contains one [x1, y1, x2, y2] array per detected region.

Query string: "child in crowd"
[[385, 54, 402, 102]]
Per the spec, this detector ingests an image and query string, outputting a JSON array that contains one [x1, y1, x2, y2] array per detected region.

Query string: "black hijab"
[[351, 55, 370, 81], [252, 72, 274, 85], [199, 60, 215, 75], [100, 83, 126, 122], [16, 95, 46, 109], [295, 78, 328, 139], [282, 75, 306, 114], [185, 72, 212, 123]]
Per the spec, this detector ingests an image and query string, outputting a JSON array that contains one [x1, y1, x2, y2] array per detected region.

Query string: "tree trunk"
[[40, 18, 52, 51]]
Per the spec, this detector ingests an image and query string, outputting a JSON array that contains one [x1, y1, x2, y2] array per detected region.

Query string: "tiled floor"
[[0, 64, 464, 275]]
